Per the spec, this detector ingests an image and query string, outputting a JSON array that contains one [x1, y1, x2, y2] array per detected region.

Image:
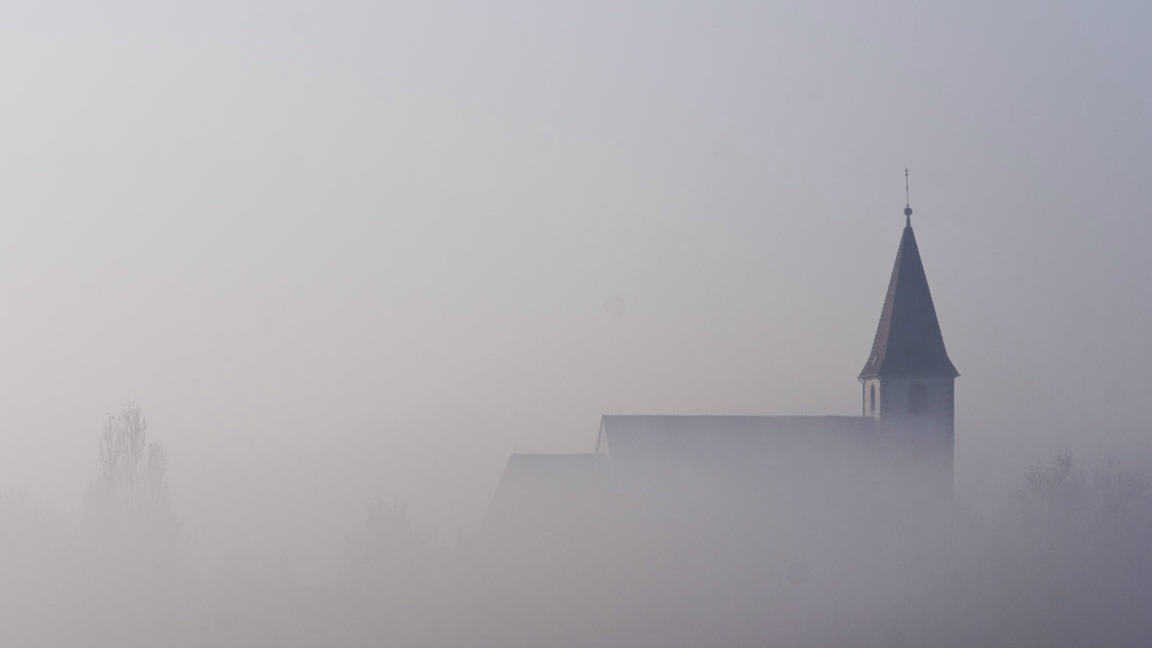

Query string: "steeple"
[[859, 205, 958, 380], [858, 189, 958, 498]]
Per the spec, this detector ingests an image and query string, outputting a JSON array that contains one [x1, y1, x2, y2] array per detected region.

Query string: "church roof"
[[600, 415, 878, 464], [859, 222, 958, 379]]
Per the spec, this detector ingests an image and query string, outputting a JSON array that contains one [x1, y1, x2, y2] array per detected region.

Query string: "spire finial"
[[903, 168, 913, 227]]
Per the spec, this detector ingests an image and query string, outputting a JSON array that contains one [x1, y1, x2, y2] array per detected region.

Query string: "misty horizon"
[[2, 2, 1151, 646]]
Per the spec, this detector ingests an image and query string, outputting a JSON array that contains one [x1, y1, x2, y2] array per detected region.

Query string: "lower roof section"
[[483, 453, 609, 537]]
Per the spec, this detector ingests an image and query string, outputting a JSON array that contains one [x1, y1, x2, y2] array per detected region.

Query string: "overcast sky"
[[0, 0, 1149, 555]]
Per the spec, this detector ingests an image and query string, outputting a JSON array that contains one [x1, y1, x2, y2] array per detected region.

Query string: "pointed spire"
[[859, 202, 958, 380]]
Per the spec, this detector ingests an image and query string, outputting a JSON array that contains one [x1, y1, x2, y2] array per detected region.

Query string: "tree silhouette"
[[84, 402, 176, 570]]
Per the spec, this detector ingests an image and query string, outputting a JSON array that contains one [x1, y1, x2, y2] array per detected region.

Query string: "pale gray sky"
[[1, 0, 1149, 553]]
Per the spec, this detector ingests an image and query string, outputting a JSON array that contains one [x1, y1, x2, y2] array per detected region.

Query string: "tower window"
[[908, 382, 928, 414], [870, 384, 877, 414]]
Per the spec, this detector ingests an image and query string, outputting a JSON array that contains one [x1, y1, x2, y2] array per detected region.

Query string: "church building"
[[485, 198, 959, 540]]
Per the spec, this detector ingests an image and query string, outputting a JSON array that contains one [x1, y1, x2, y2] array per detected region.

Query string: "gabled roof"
[[859, 223, 958, 379], [600, 415, 878, 464]]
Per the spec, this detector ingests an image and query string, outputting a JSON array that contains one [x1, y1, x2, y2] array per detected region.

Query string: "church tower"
[[859, 196, 958, 490]]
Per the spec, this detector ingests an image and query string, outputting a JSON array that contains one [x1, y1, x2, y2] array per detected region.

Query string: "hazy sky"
[[1, 1, 1149, 554]]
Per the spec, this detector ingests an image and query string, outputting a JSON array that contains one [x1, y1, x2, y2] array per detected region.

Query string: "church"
[[485, 198, 959, 542]]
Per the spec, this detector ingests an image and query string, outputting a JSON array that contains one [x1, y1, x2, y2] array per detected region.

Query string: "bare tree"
[[85, 402, 176, 567], [96, 403, 167, 507], [345, 493, 434, 579]]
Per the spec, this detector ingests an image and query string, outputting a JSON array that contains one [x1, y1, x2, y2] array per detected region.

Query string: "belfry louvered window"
[[908, 382, 928, 414]]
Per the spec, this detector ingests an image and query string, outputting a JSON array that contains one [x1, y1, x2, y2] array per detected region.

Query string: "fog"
[[1, 1, 1150, 646]]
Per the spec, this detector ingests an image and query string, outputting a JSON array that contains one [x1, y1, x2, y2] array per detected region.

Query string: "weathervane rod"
[[904, 168, 913, 227]]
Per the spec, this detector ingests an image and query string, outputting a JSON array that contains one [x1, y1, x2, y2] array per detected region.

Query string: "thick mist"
[[5, 425, 1152, 646], [2, 1, 1151, 646]]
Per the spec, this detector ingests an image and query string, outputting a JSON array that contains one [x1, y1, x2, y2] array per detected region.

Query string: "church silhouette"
[[486, 198, 959, 539]]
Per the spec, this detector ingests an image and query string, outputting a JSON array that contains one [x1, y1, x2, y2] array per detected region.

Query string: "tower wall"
[[869, 378, 954, 433], [866, 376, 956, 499]]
